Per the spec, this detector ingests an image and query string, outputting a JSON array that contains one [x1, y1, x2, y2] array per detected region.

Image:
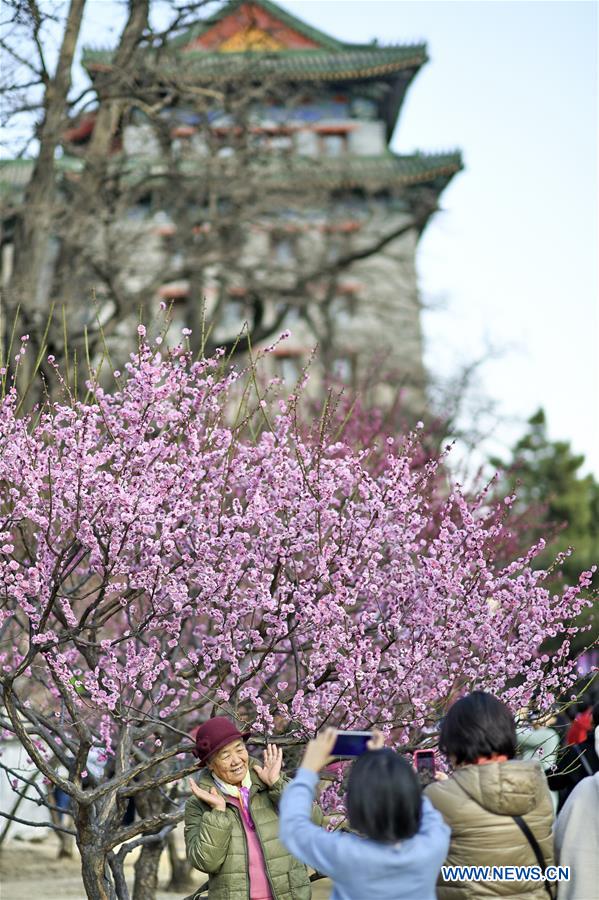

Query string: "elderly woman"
[[185, 717, 323, 900]]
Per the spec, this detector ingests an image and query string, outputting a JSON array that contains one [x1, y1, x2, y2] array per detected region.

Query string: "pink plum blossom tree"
[[0, 331, 595, 899]]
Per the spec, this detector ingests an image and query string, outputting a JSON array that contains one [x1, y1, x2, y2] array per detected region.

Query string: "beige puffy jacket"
[[426, 760, 554, 899]]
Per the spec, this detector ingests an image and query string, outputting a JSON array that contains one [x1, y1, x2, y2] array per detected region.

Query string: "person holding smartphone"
[[414, 748, 437, 787], [279, 727, 450, 900]]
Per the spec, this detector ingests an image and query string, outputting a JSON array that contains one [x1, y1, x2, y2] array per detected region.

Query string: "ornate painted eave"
[[170, 0, 346, 52]]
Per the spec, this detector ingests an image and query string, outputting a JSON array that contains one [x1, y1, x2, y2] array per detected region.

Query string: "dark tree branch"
[[0, 809, 76, 836]]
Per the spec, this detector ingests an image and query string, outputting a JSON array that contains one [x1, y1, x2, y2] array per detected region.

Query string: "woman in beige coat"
[[426, 692, 555, 900]]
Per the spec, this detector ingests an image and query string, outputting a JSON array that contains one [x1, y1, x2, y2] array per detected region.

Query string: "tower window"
[[320, 134, 347, 157]]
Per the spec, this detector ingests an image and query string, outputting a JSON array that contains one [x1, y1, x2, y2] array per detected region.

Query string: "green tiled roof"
[[0, 153, 462, 198], [0, 157, 83, 197], [115, 152, 463, 193], [290, 153, 463, 189], [81, 44, 427, 83], [248, 152, 461, 190]]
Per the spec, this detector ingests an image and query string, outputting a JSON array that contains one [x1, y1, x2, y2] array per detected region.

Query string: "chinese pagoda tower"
[[82, 0, 462, 403]]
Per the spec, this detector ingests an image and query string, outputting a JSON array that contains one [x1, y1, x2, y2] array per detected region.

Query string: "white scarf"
[[212, 769, 253, 826], [212, 768, 252, 798]]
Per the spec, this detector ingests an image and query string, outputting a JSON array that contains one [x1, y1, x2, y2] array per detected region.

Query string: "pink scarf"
[[238, 785, 255, 830]]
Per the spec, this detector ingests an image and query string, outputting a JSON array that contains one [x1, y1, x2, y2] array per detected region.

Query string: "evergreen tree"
[[491, 408, 599, 651]]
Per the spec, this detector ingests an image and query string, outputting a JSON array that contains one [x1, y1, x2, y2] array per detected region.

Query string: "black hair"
[[564, 705, 577, 722], [592, 701, 599, 730], [346, 749, 422, 843], [577, 693, 592, 714], [439, 691, 517, 765]]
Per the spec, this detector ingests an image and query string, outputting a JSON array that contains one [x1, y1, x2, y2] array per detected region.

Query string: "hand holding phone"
[[300, 727, 339, 773], [331, 730, 374, 757], [300, 728, 381, 774], [413, 749, 436, 775]]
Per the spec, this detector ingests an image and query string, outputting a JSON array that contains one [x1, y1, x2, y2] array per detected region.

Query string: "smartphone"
[[331, 730, 373, 757], [413, 749, 436, 775]]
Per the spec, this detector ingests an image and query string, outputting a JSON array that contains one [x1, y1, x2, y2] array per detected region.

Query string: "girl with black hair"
[[279, 728, 450, 900]]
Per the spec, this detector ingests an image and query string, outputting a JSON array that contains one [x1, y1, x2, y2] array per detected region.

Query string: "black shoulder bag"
[[453, 777, 556, 899], [512, 814, 556, 900]]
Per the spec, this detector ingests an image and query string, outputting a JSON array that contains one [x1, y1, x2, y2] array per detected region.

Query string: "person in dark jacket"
[[551, 703, 577, 747], [565, 694, 594, 746], [185, 717, 323, 900], [426, 692, 555, 900], [547, 701, 599, 811]]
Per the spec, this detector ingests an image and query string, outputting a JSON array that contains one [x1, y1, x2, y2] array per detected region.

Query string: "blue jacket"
[[279, 768, 450, 900]]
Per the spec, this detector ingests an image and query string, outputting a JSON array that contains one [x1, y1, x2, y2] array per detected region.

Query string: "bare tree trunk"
[[7, 0, 86, 405], [166, 830, 194, 893], [47, 785, 75, 858], [132, 840, 163, 900], [55, 826, 76, 859], [56, 0, 150, 314], [130, 787, 164, 900], [9, 0, 86, 315], [83, 0, 149, 178], [75, 797, 118, 900], [80, 844, 116, 900]]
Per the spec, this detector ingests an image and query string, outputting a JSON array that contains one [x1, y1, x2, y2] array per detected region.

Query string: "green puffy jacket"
[[185, 758, 323, 900]]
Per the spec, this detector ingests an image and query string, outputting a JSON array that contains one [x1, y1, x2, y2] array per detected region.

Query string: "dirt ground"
[[0, 826, 333, 900]]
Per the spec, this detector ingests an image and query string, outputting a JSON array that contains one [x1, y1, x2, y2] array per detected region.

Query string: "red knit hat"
[[192, 717, 250, 764]]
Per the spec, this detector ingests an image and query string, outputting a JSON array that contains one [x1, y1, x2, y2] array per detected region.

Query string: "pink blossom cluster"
[[0, 339, 594, 771]]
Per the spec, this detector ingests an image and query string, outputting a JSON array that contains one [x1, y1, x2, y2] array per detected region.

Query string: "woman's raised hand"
[[367, 729, 385, 750], [188, 778, 226, 812], [254, 744, 283, 787]]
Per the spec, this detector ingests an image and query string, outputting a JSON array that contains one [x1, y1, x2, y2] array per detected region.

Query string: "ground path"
[[0, 829, 332, 899]]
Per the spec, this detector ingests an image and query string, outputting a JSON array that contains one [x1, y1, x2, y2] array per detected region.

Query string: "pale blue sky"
[[280, 0, 598, 473], [12, 0, 599, 474]]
